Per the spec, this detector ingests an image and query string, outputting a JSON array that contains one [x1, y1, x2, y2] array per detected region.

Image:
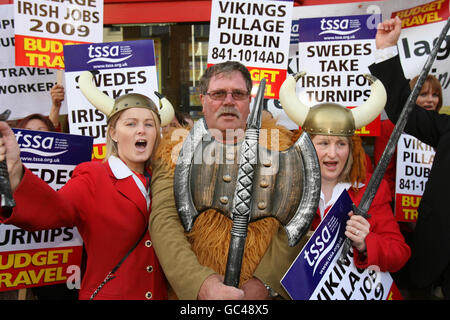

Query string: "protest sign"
[[297, 13, 381, 136], [14, 0, 103, 69], [393, 0, 449, 107], [0, 129, 92, 291], [64, 40, 159, 161], [268, 2, 383, 130], [207, 0, 293, 99], [0, 4, 63, 120], [395, 133, 435, 222], [281, 190, 401, 300]]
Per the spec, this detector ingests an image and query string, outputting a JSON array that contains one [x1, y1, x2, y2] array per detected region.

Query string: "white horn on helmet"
[[279, 72, 310, 127], [351, 74, 387, 129], [78, 70, 115, 117], [154, 91, 175, 127]]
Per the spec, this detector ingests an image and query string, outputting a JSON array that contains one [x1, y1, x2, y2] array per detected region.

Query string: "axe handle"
[[222, 79, 266, 288], [223, 215, 248, 287]]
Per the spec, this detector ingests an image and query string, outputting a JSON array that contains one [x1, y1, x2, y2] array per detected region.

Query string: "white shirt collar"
[[108, 155, 133, 179], [108, 155, 151, 210], [318, 180, 366, 220]]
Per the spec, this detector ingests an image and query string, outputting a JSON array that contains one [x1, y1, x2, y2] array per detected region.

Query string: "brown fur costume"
[[156, 118, 294, 286]]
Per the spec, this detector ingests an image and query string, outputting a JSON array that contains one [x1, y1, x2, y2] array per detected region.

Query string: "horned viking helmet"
[[279, 72, 387, 136], [77, 70, 174, 126]]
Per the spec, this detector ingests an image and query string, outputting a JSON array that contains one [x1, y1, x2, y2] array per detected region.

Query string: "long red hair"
[[349, 135, 367, 192], [292, 130, 367, 192]]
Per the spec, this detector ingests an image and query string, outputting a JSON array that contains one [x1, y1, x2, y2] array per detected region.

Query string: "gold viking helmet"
[[279, 72, 387, 136], [77, 70, 174, 126]]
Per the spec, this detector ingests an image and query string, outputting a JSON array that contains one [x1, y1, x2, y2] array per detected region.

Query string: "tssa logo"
[[15, 131, 54, 150], [87, 44, 132, 64], [303, 225, 335, 275], [319, 18, 361, 36]]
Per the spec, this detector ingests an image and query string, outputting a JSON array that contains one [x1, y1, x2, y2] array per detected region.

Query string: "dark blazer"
[[369, 55, 450, 288]]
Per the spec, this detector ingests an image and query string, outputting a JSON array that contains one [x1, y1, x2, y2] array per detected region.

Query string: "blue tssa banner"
[[281, 190, 400, 300], [12, 128, 93, 167], [299, 14, 379, 42], [63, 40, 156, 72]]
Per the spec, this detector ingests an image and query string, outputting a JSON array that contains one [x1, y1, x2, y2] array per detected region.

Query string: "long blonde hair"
[[105, 108, 162, 169]]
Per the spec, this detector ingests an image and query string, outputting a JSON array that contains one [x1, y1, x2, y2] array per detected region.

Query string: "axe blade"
[[174, 118, 210, 231], [283, 131, 321, 247]]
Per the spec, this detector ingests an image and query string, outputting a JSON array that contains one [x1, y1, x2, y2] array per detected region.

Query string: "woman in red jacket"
[[279, 72, 411, 273], [310, 132, 410, 272], [0, 71, 174, 300]]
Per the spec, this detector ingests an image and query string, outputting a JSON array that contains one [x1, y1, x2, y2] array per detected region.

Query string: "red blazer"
[[311, 178, 410, 273], [0, 158, 167, 300], [373, 119, 396, 198], [349, 178, 410, 273]]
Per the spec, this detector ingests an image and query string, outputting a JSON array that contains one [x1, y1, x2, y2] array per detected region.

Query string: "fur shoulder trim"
[[154, 119, 295, 175]]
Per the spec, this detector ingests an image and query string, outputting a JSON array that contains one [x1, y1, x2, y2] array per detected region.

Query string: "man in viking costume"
[[150, 61, 320, 299]]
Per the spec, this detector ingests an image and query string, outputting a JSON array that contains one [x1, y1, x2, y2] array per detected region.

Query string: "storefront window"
[[104, 23, 210, 121]]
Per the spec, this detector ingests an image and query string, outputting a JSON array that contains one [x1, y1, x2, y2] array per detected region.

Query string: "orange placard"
[[15, 34, 86, 69], [392, 0, 449, 28], [0, 246, 82, 291]]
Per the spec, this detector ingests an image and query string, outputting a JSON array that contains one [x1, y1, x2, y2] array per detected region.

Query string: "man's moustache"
[[216, 107, 241, 118]]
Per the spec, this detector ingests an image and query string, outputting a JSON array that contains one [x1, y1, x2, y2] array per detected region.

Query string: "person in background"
[[162, 110, 194, 134], [17, 113, 57, 132], [15, 84, 66, 133], [369, 16, 450, 299], [373, 74, 443, 200], [179, 111, 194, 127], [373, 72, 444, 297], [409, 74, 443, 113]]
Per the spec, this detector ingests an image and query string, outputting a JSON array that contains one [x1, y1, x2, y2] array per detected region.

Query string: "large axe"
[[174, 79, 321, 287], [339, 17, 450, 263]]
